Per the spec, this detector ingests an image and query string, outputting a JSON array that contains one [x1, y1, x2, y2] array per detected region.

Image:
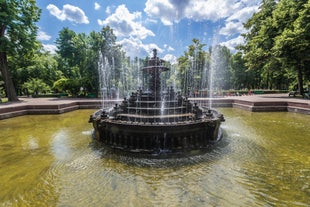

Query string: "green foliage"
[[22, 78, 51, 95], [0, 0, 41, 55], [0, 0, 41, 101], [241, 0, 310, 92], [230, 52, 255, 89], [2, 0, 309, 101], [53, 77, 82, 97], [10, 51, 61, 89], [54, 26, 123, 97], [53, 78, 68, 92], [241, 0, 278, 89]]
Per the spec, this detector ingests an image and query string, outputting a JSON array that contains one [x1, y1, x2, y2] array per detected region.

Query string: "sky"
[[36, 0, 261, 62]]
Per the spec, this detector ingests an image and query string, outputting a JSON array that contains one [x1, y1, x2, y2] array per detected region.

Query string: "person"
[[248, 88, 252, 95]]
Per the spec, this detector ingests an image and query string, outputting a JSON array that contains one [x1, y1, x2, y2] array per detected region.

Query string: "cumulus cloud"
[[98, 4, 155, 40], [47, 4, 89, 24], [163, 54, 177, 65], [220, 36, 244, 51], [144, 0, 260, 49], [42, 44, 57, 54], [164, 44, 175, 52], [144, 0, 246, 25], [37, 31, 51, 41], [226, 5, 259, 23], [144, 0, 260, 25], [219, 21, 245, 36], [94, 2, 101, 10], [117, 37, 163, 58]]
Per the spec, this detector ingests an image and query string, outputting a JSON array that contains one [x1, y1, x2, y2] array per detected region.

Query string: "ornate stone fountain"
[[89, 49, 224, 156]]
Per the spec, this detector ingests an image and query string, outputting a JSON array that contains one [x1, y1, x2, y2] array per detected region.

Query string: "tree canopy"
[[241, 0, 310, 94], [1, 0, 310, 102], [0, 0, 41, 101]]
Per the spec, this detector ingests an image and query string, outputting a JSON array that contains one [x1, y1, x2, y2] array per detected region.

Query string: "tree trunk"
[[297, 61, 304, 95], [0, 51, 19, 102]]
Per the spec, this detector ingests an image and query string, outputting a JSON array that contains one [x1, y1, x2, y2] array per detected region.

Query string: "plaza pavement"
[[0, 94, 309, 120]]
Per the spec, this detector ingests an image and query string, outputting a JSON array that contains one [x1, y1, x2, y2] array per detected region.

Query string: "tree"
[[230, 52, 256, 89], [55, 28, 78, 78], [9, 50, 61, 93], [272, 0, 310, 95], [0, 0, 41, 101], [241, 0, 310, 93], [241, 0, 278, 89]]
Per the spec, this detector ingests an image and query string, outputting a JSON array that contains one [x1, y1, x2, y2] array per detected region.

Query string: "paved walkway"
[[0, 94, 309, 120]]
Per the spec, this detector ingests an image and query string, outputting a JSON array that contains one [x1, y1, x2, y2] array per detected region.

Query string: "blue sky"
[[36, 0, 261, 61]]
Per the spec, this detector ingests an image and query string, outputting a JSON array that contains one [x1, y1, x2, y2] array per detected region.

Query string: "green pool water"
[[0, 109, 309, 206]]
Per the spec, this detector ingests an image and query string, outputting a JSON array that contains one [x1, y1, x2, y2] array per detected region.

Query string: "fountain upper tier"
[[141, 49, 169, 99]]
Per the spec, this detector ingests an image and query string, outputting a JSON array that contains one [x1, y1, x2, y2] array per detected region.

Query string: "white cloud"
[[144, 0, 260, 47], [42, 44, 57, 54], [106, 6, 111, 14], [94, 2, 101, 10], [144, 0, 250, 25], [47, 4, 89, 24], [226, 5, 259, 23], [220, 35, 244, 51], [164, 44, 175, 52], [163, 54, 177, 65], [98, 4, 155, 40], [117, 37, 163, 58], [37, 31, 51, 41], [219, 3, 259, 46], [219, 21, 245, 36]]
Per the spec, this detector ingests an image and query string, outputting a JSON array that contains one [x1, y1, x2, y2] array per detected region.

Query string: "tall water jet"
[[209, 42, 222, 109], [90, 49, 224, 157], [98, 54, 110, 108]]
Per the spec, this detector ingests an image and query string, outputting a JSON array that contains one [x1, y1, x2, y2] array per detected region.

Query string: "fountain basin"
[[89, 108, 224, 155]]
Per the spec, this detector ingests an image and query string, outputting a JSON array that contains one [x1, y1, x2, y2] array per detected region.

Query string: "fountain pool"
[[0, 109, 309, 206]]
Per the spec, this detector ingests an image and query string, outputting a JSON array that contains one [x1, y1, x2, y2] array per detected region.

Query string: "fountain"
[[89, 49, 224, 156]]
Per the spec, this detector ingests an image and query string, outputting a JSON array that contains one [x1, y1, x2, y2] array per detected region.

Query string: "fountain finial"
[[153, 48, 157, 58]]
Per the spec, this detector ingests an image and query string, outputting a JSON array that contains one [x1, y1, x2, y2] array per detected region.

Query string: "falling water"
[[209, 50, 215, 109], [209, 43, 221, 109], [98, 54, 111, 109]]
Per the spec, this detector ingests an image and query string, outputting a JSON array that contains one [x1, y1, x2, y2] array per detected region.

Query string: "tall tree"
[[272, 0, 310, 95], [230, 52, 257, 89], [0, 0, 41, 101], [55, 28, 78, 78], [241, 0, 278, 89]]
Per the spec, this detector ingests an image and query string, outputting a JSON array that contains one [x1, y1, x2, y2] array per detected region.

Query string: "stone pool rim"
[[0, 94, 309, 120]]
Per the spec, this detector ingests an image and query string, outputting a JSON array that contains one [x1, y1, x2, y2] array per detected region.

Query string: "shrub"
[[22, 78, 51, 95]]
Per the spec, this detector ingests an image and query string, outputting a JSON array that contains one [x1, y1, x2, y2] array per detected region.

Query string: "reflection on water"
[[51, 130, 72, 161], [0, 109, 309, 206]]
